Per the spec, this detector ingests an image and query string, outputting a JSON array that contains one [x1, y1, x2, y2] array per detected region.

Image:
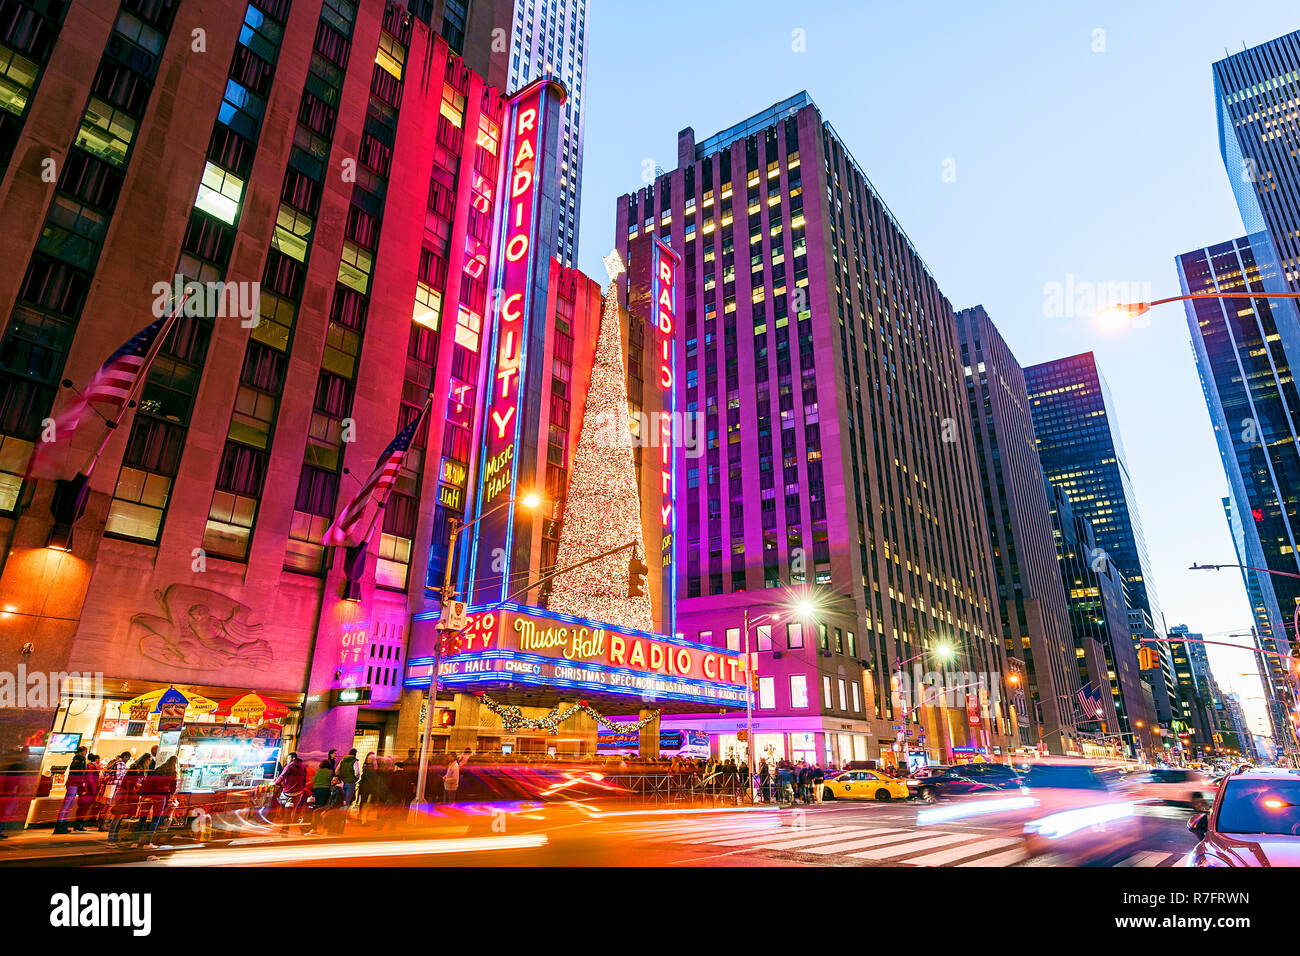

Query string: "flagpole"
[[79, 290, 192, 480], [354, 393, 434, 549]]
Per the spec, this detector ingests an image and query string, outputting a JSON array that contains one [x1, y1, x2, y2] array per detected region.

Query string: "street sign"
[[439, 600, 468, 631]]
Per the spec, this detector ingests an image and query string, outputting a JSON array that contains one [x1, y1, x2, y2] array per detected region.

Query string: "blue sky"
[[575, 1, 1300, 743]]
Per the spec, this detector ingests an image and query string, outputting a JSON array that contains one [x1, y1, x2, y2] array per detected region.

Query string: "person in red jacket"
[[273, 752, 308, 832], [107, 753, 151, 846], [134, 756, 179, 849]]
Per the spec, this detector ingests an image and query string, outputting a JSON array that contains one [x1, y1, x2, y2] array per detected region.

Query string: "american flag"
[[27, 303, 183, 479], [1076, 687, 1105, 720], [323, 407, 427, 547]]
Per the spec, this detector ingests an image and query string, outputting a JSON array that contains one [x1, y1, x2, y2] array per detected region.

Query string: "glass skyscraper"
[[1176, 235, 1299, 757], [1024, 353, 1163, 633]]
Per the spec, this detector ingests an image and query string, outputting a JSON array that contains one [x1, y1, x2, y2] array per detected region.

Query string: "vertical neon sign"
[[651, 235, 680, 639], [466, 78, 565, 607]]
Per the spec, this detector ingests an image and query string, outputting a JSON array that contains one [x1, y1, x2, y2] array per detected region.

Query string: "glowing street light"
[[1095, 290, 1300, 333]]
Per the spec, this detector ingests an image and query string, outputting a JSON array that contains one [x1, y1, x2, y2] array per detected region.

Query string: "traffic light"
[[628, 555, 649, 597], [1137, 646, 1158, 671]]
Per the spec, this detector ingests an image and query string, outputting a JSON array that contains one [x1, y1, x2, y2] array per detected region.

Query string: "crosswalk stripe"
[[849, 832, 975, 861], [897, 836, 1021, 867], [1117, 850, 1170, 867], [708, 825, 842, 846], [957, 846, 1029, 867], [675, 826, 789, 844], [750, 827, 908, 851], [796, 830, 939, 855]]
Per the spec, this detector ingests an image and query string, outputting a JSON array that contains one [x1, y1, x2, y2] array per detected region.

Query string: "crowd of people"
[[268, 747, 471, 836], [36, 745, 180, 849]]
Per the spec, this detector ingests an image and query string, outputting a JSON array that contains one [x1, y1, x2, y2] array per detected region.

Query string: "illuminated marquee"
[[410, 607, 748, 706], [650, 236, 680, 639], [465, 77, 565, 606]]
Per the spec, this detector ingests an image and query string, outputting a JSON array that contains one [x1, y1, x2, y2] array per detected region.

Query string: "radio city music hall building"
[[617, 92, 1021, 769], [0, 0, 734, 797]]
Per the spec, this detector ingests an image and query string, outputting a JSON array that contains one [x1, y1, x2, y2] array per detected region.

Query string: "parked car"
[[912, 763, 1021, 804], [1123, 768, 1216, 811], [1185, 768, 1300, 866]]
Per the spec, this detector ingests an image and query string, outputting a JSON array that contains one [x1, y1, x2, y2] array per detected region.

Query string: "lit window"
[[195, 162, 245, 225]]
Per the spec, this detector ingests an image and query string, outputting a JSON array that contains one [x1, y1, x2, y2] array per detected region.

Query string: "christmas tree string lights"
[[479, 694, 660, 734], [546, 274, 655, 631]]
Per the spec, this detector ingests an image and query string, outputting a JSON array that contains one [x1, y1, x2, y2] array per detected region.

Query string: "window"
[[194, 162, 245, 224], [837, 678, 848, 711], [725, 627, 740, 651], [822, 675, 833, 709], [790, 675, 808, 709], [787, 621, 803, 648], [757, 676, 775, 710], [851, 682, 862, 713], [698, 629, 712, 646], [756, 624, 772, 651]]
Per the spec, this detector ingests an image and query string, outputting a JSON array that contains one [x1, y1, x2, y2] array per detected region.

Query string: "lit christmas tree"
[[547, 258, 654, 632]]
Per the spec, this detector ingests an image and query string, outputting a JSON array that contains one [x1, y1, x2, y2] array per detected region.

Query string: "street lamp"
[[1095, 290, 1300, 332], [739, 592, 822, 802], [895, 639, 960, 766], [412, 492, 546, 809]]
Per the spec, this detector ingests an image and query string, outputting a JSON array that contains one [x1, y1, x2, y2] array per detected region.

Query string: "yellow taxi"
[[822, 769, 911, 801]]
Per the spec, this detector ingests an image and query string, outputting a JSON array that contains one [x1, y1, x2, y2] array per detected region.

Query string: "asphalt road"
[[58, 796, 1200, 868]]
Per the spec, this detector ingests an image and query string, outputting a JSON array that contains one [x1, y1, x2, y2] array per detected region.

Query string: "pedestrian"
[[811, 764, 825, 803], [441, 752, 462, 804], [337, 748, 359, 810], [0, 747, 30, 839], [107, 753, 150, 846], [78, 753, 105, 830], [52, 746, 88, 835], [321, 775, 347, 835], [358, 753, 380, 823], [323, 749, 338, 772], [308, 758, 334, 833], [272, 752, 307, 832], [758, 759, 771, 803], [134, 756, 179, 849]]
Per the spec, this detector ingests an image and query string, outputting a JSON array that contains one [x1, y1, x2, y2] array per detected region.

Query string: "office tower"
[[1222, 693, 1260, 762], [1025, 353, 1163, 631], [1046, 481, 1155, 758], [956, 305, 1083, 754], [1213, 31, 1300, 289], [0, 1, 645, 766], [1176, 238, 1299, 759], [1167, 625, 1222, 758], [506, 0, 587, 267], [616, 91, 1016, 767]]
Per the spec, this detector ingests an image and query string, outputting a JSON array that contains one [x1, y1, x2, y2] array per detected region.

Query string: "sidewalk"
[[0, 807, 480, 865]]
